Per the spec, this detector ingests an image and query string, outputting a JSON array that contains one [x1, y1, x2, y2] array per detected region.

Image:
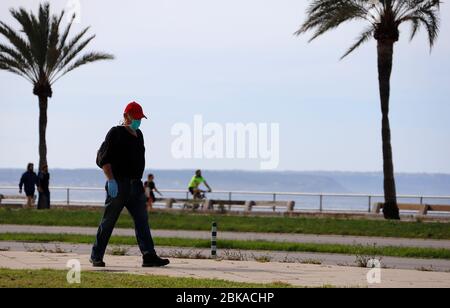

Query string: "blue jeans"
[[91, 179, 156, 261]]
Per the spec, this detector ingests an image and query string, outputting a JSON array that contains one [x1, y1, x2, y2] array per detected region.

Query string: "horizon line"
[[1, 167, 450, 176]]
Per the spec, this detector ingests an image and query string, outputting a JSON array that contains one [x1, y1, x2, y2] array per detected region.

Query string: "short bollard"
[[211, 222, 218, 258]]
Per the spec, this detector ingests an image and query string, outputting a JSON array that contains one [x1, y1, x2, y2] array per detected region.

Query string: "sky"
[[0, 0, 449, 173]]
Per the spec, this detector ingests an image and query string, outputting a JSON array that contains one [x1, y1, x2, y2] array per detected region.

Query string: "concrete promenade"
[[1, 251, 450, 288]]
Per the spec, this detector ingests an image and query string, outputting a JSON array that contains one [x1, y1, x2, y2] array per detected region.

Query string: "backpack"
[[96, 126, 120, 169]]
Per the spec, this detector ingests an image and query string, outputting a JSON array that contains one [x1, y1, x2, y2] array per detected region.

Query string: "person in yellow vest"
[[188, 169, 212, 199]]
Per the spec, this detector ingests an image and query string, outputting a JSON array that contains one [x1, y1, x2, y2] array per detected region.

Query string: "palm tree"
[[0, 2, 114, 170], [296, 0, 440, 219]]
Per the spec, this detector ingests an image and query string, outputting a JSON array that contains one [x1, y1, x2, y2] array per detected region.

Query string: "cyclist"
[[188, 169, 212, 200]]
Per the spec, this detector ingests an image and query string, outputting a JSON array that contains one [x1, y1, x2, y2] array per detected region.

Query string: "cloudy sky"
[[1, 0, 449, 172]]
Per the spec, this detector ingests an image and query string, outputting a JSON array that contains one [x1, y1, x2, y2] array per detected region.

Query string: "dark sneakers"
[[89, 258, 106, 268], [142, 254, 170, 267]]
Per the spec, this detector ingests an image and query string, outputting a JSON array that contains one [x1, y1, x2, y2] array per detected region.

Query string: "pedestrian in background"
[[19, 163, 38, 208], [144, 173, 163, 211]]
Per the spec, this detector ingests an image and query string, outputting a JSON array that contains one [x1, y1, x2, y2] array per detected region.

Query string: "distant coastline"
[[1, 168, 450, 195]]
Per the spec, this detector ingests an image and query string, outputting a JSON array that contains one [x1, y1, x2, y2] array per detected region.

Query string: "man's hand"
[[19, 189, 22, 194], [107, 179, 118, 198]]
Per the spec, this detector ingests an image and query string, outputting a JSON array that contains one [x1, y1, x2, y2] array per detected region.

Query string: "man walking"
[[91, 101, 169, 268]]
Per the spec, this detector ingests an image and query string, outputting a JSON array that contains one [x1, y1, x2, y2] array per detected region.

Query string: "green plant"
[[300, 258, 323, 265], [253, 254, 272, 263], [107, 246, 129, 256]]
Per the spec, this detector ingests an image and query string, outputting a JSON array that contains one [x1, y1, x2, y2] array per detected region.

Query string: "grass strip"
[[1, 232, 450, 260], [0, 268, 293, 288], [1, 208, 449, 239]]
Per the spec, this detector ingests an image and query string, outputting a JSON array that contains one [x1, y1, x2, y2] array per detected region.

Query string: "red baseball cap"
[[124, 101, 147, 120]]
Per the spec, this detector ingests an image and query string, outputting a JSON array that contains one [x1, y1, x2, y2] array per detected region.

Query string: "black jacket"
[[19, 171, 38, 194], [96, 126, 146, 180]]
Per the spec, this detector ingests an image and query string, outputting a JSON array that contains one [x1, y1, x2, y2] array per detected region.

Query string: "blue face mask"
[[130, 119, 141, 131]]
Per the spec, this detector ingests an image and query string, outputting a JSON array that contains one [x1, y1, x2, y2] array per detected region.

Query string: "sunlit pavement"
[[1, 251, 450, 288], [1, 241, 450, 272]]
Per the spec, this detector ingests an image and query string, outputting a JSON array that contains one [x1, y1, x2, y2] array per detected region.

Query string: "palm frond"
[[51, 52, 114, 84], [295, 0, 370, 41], [0, 42, 35, 80], [46, 11, 64, 75], [408, 15, 421, 41], [49, 26, 91, 79], [57, 34, 95, 71], [9, 7, 46, 69], [397, 0, 441, 49], [341, 26, 375, 59], [0, 21, 39, 80], [0, 61, 28, 80], [58, 14, 76, 51], [0, 54, 33, 82]]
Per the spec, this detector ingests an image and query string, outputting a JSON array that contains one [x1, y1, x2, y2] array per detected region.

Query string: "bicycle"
[[184, 189, 211, 210]]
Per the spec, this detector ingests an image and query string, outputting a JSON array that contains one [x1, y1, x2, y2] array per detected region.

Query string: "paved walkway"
[[1, 251, 450, 288], [1, 241, 450, 272], [1, 224, 450, 249]]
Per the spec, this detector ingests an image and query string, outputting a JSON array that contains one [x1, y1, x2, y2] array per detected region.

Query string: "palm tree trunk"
[[38, 95, 48, 171], [377, 40, 400, 220]]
